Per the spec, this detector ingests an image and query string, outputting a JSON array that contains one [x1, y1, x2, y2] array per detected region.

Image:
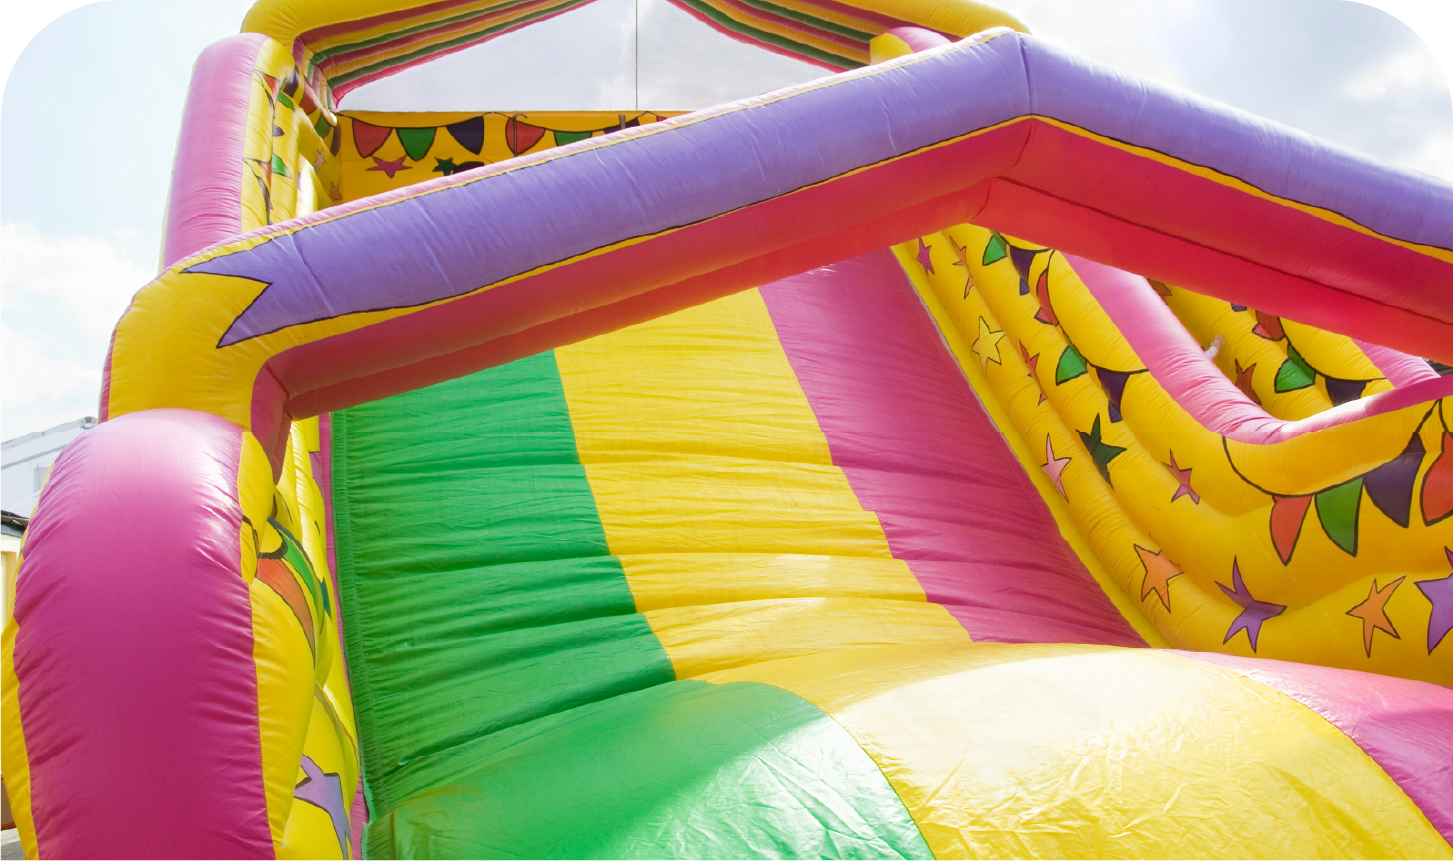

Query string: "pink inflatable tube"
[[1067, 253, 1453, 445]]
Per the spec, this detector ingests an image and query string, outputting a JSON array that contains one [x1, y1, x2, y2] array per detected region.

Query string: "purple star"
[[916, 238, 934, 274], [1415, 549, 1453, 653], [1218, 560, 1285, 651], [295, 755, 350, 857]]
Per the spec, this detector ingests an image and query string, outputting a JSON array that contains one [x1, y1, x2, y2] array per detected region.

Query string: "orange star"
[[1347, 576, 1404, 657], [1135, 545, 1183, 612]]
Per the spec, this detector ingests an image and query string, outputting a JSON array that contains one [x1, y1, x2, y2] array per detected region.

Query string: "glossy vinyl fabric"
[[6, 0, 1453, 857]]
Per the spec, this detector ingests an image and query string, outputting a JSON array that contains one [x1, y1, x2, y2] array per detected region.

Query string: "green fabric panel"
[[1055, 343, 1087, 383], [368, 680, 933, 860], [331, 352, 676, 815], [1273, 344, 1316, 392]]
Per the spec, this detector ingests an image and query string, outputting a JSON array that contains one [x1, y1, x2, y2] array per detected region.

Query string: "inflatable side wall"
[[3, 1, 1452, 857]]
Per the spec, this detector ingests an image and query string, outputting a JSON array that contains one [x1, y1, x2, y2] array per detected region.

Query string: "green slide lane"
[[332, 352, 930, 858]]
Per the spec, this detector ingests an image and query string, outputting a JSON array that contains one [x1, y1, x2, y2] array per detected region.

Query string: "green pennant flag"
[[554, 129, 591, 146], [1314, 477, 1362, 555], [314, 115, 333, 139], [982, 231, 1008, 266], [397, 127, 438, 162], [1274, 343, 1316, 392], [1055, 343, 1087, 384], [270, 154, 290, 178]]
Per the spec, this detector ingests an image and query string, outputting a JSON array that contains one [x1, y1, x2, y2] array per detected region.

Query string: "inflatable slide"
[[4, 0, 1452, 857]]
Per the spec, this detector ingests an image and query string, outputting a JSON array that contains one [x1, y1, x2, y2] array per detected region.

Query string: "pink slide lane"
[[762, 249, 1145, 647]]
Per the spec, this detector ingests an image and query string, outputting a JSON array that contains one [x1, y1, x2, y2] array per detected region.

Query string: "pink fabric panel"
[[761, 249, 1145, 647], [12, 409, 272, 858], [1066, 253, 1453, 444], [1355, 339, 1442, 388], [163, 33, 267, 268], [1171, 650, 1453, 844]]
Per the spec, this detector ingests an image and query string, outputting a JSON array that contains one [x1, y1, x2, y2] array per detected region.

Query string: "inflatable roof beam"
[[106, 29, 1453, 479]]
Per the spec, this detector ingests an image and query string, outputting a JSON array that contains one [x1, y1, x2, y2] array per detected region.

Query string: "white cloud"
[[1401, 129, 1453, 182], [1, 222, 148, 439], [2, 222, 148, 344], [1, 322, 102, 437], [1346, 46, 1446, 100]]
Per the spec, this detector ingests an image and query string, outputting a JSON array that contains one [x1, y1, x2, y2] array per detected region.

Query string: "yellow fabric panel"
[[554, 289, 963, 674], [704, 642, 1452, 860], [1162, 284, 1332, 421], [624, 552, 927, 611], [249, 545, 320, 854], [1280, 318, 1391, 394], [1, 567, 39, 860], [338, 112, 671, 201], [646, 598, 966, 678], [279, 692, 357, 859], [908, 226, 1453, 686]]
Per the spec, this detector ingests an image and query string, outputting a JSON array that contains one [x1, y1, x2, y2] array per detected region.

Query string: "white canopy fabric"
[[337, 0, 830, 112]]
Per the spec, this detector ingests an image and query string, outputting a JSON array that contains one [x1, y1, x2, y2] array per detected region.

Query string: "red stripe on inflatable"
[[314, 0, 568, 77], [760, 250, 1146, 647], [268, 123, 1029, 413], [1171, 650, 1453, 844], [163, 34, 269, 268], [705, 0, 870, 52], [987, 122, 1453, 362], [298, 0, 496, 44], [12, 410, 272, 858], [329, 2, 600, 99], [660, 0, 851, 71]]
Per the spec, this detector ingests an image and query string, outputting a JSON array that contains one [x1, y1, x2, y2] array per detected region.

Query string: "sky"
[[2, 0, 1451, 440]]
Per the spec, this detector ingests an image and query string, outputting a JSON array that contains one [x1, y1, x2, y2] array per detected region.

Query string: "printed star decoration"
[[1042, 435, 1071, 497], [294, 755, 350, 857], [432, 157, 458, 175], [948, 235, 974, 296], [1218, 560, 1286, 651], [916, 238, 934, 274], [1346, 576, 1403, 657], [1415, 548, 1453, 653], [1078, 415, 1126, 487], [367, 155, 411, 178], [1163, 451, 1200, 504], [1234, 360, 1261, 406], [1020, 342, 1045, 403], [1135, 545, 1183, 612], [972, 317, 1005, 369]]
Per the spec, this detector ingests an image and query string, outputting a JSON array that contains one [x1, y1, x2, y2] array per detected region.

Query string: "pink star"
[[367, 155, 410, 178], [1042, 435, 1071, 497], [916, 238, 934, 274], [1163, 451, 1199, 504]]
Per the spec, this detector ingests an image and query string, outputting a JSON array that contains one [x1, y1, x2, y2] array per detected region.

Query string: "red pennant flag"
[[1270, 495, 1312, 564], [505, 117, 546, 155], [353, 120, 392, 158], [1423, 432, 1453, 525]]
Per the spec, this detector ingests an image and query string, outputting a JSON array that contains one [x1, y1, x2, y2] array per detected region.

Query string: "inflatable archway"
[[4, 1, 1451, 857]]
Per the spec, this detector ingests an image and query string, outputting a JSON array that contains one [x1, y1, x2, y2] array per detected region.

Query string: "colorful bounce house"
[[6, 0, 1453, 857]]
